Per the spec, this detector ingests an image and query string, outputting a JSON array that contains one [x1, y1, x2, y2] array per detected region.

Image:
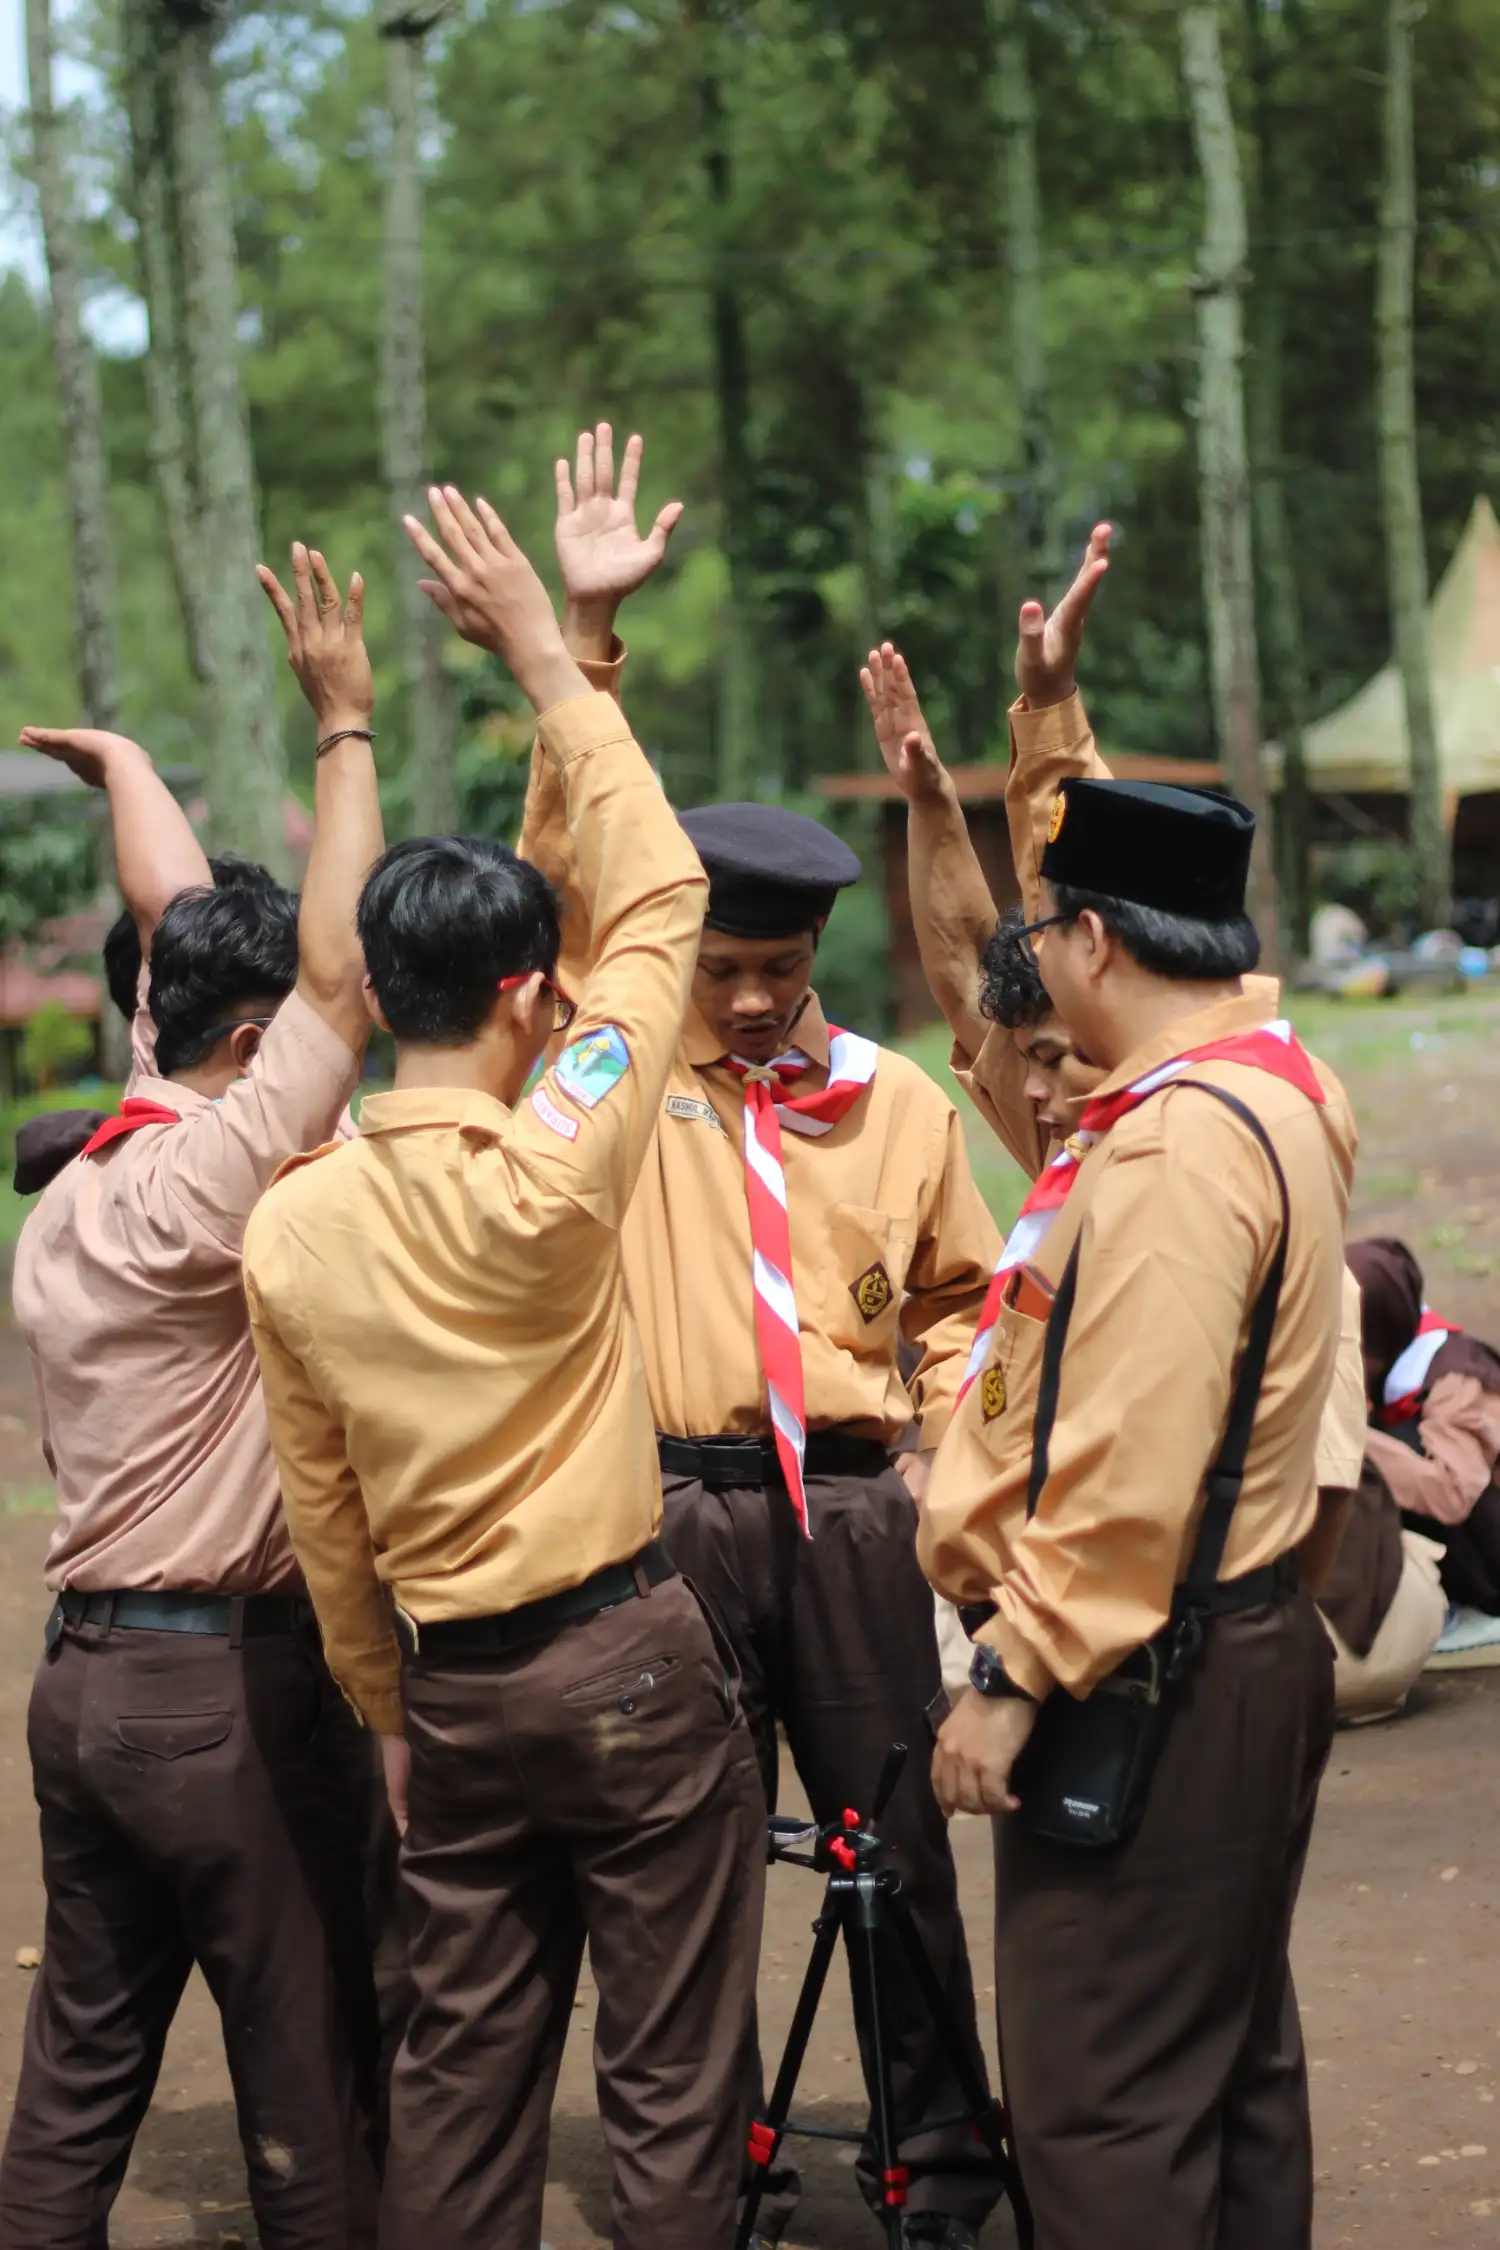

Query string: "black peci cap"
[[1040, 777, 1255, 923], [678, 802, 861, 939]]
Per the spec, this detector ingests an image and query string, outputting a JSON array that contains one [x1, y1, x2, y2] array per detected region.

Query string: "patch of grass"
[[0, 1486, 55, 1517], [1287, 990, 1499, 1075]]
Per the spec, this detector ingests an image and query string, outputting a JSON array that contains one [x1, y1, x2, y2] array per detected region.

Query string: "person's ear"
[[1079, 909, 1113, 986], [362, 975, 391, 1034], [228, 1021, 264, 1075]]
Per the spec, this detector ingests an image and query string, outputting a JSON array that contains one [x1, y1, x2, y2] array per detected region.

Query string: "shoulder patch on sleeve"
[[552, 1024, 631, 1111], [270, 1140, 342, 1188], [531, 1084, 580, 1141]]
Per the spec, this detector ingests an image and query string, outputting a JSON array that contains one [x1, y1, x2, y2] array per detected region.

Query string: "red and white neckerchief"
[[724, 1028, 879, 1535], [78, 1097, 179, 1159], [1378, 1308, 1459, 1427], [957, 1019, 1328, 1404]]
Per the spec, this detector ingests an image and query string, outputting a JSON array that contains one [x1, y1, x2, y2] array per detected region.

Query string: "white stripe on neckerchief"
[[724, 1029, 879, 1534]]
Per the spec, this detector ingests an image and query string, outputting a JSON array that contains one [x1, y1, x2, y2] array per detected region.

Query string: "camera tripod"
[[737, 1742, 1032, 2250]]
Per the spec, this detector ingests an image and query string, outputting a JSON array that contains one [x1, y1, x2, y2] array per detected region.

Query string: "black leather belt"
[[52, 1590, 313, 1638], [397, 1541, 676, 1659], [657, 1432, 891, 1490], [958, 1551, 1300, 1642]]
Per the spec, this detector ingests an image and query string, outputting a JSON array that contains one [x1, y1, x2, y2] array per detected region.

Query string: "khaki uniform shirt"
[[519, 657, 1002, 1452], [243, 691, 709, 1732], [921, 991, 1358, 1701], [1367, 1374, 1500, 1527], [14, 993, 360, 1595], [928, 688, 1367, 1503]]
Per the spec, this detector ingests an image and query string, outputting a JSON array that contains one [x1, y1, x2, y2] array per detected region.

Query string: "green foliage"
[[18, 1002, 94, 1091], [1316, 838, 1424, 937], [0, 801, 99, 947], [0, 0, 1497, 845]]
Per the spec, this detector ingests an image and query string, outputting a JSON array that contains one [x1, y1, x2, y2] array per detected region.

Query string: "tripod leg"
[[885, 1887, 1035, 2250], [736, 1887, 846, 2250], [850, 1875, 905, 2250]]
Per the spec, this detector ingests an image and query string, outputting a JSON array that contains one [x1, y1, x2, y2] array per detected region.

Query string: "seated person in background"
[[1348, 1236, 1500, 1665]]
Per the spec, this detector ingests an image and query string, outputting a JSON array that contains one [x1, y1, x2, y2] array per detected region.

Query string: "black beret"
[[1040, 777, 1255, 923], [13, 1108, 109, 1196], [678, 802, 861, 939]]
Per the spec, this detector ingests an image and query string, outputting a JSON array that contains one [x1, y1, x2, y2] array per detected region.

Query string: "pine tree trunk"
[[1180, 1, 1279, 955], [122, 0, 290, 875], [381, 17, 452, 834], [1377, 0, 1448, 929], [989, 0, 1062, 609], [692, 0, 761, 798], [121, 0, 210, 686], [27, 0, 119, 731], [1244, 0, 1311, 956]]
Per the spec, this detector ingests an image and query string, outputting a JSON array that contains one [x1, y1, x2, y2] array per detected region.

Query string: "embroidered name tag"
[[554, 1025, 630, 1111], [665, 1093, 727, 1136], [981, 1366, 1007, 1422], [850, 1262, 894, 1323], [532, 1085, 579, 1141]]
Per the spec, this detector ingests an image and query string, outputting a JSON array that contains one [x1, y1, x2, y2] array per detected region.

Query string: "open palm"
[[554, 423, 682, 606], [859, 644, 948, 804]]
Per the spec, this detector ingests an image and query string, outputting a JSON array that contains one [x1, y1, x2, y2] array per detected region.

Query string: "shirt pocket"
[[971, 1303, 1049, 1464], [827, 1201, 914, 1353]]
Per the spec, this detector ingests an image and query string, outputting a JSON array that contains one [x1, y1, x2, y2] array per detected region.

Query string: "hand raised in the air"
[[405, 485, 583, 713], [257, 545, 374, 732], [555, 423, 682, 613], [17, 727, 151, 789], [859, 644, 951, 806], [1014, 522, 1112, 711]]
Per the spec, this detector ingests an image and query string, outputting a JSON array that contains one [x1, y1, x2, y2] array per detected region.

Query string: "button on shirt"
[[920, 991, 1358, 1702], [14, 992, 360, 1595], [519, 659, 1002, 1450], [242, 692, 710, 1733]]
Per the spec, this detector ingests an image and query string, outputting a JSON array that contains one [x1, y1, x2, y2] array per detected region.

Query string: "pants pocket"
[[116, 1711, 233, 1760], [561, 1653, 681, 1712]]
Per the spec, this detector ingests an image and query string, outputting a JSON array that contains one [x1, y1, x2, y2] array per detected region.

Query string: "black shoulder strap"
[[1025, 1081, 1292, 1605]]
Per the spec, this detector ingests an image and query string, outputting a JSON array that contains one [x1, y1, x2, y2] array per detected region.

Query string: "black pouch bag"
[[1010, 1084, 1292, 1851]]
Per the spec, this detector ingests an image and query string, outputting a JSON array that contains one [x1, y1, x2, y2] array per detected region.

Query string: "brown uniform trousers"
[[661, 1463, 1005, 2236], [378, 1572, 766, 2250], [994, 1582, 1335, 2250], [0, 1612, 392, 2250]]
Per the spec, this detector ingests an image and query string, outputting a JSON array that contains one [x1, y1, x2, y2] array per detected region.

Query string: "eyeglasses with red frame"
[[499, 972, 578, 1034]]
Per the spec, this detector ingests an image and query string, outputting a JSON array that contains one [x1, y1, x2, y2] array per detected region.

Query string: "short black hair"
[[357, 836, 561, 1045], [1049, 883, 1261, 980], [980, 909, 1052, 1029], [149, 884, 300, 1075], [101, 853, 280, 1025]]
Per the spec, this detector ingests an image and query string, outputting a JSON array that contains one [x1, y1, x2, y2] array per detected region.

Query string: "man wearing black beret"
[[521, 426, 1008, 2250], [916, 689, 1358, 2246]]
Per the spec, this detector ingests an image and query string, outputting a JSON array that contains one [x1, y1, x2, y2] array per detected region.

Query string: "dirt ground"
[[0, 989, 1497, 2247]]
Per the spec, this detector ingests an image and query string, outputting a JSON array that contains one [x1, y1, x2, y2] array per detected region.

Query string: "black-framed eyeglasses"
[[200, 1014, 277, 1048], [1014, 913, 1068, 959], [499, 973, 578, 1034]]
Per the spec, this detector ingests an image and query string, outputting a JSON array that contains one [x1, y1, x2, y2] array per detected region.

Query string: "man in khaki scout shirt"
[[859, 542, 1368, 1665], [2, 550, 388, 2250], [914, 749, 1356, 2250], [243, 486, 765, 2250], [520, 426, 1008, 2250]]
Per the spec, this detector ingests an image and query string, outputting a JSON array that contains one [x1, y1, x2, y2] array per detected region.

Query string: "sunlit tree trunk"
[[1245, 0, 1311, 956], [27, 0, 118, 732], [691, 0, 762, 798], [1180, 0, 1279, 955], [989, 0, 1062, 613], [1377, 0, 1447, 928], [381, 9, 452, 833]]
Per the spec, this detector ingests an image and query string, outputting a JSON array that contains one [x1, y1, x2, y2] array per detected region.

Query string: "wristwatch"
[[968, 1643, 1037, 1702]]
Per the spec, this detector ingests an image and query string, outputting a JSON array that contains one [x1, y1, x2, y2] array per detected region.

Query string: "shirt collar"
[[683, 989, 832, 1075], [1091, 987, 1277, 1101], [357, 1085, 514, 1140]]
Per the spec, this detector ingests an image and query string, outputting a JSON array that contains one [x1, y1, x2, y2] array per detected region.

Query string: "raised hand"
[[1014, 522, 1112, 710], [257, 545, 374, 733], [859, 644, 951, 805], [554, 423, 682, 624], [405, 485, 583, 713], [17, 727, 150, 789]]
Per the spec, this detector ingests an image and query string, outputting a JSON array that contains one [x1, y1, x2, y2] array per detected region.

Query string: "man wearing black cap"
[[917, 748, 1357, 2249], [521, 424, 1007, 2250]]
